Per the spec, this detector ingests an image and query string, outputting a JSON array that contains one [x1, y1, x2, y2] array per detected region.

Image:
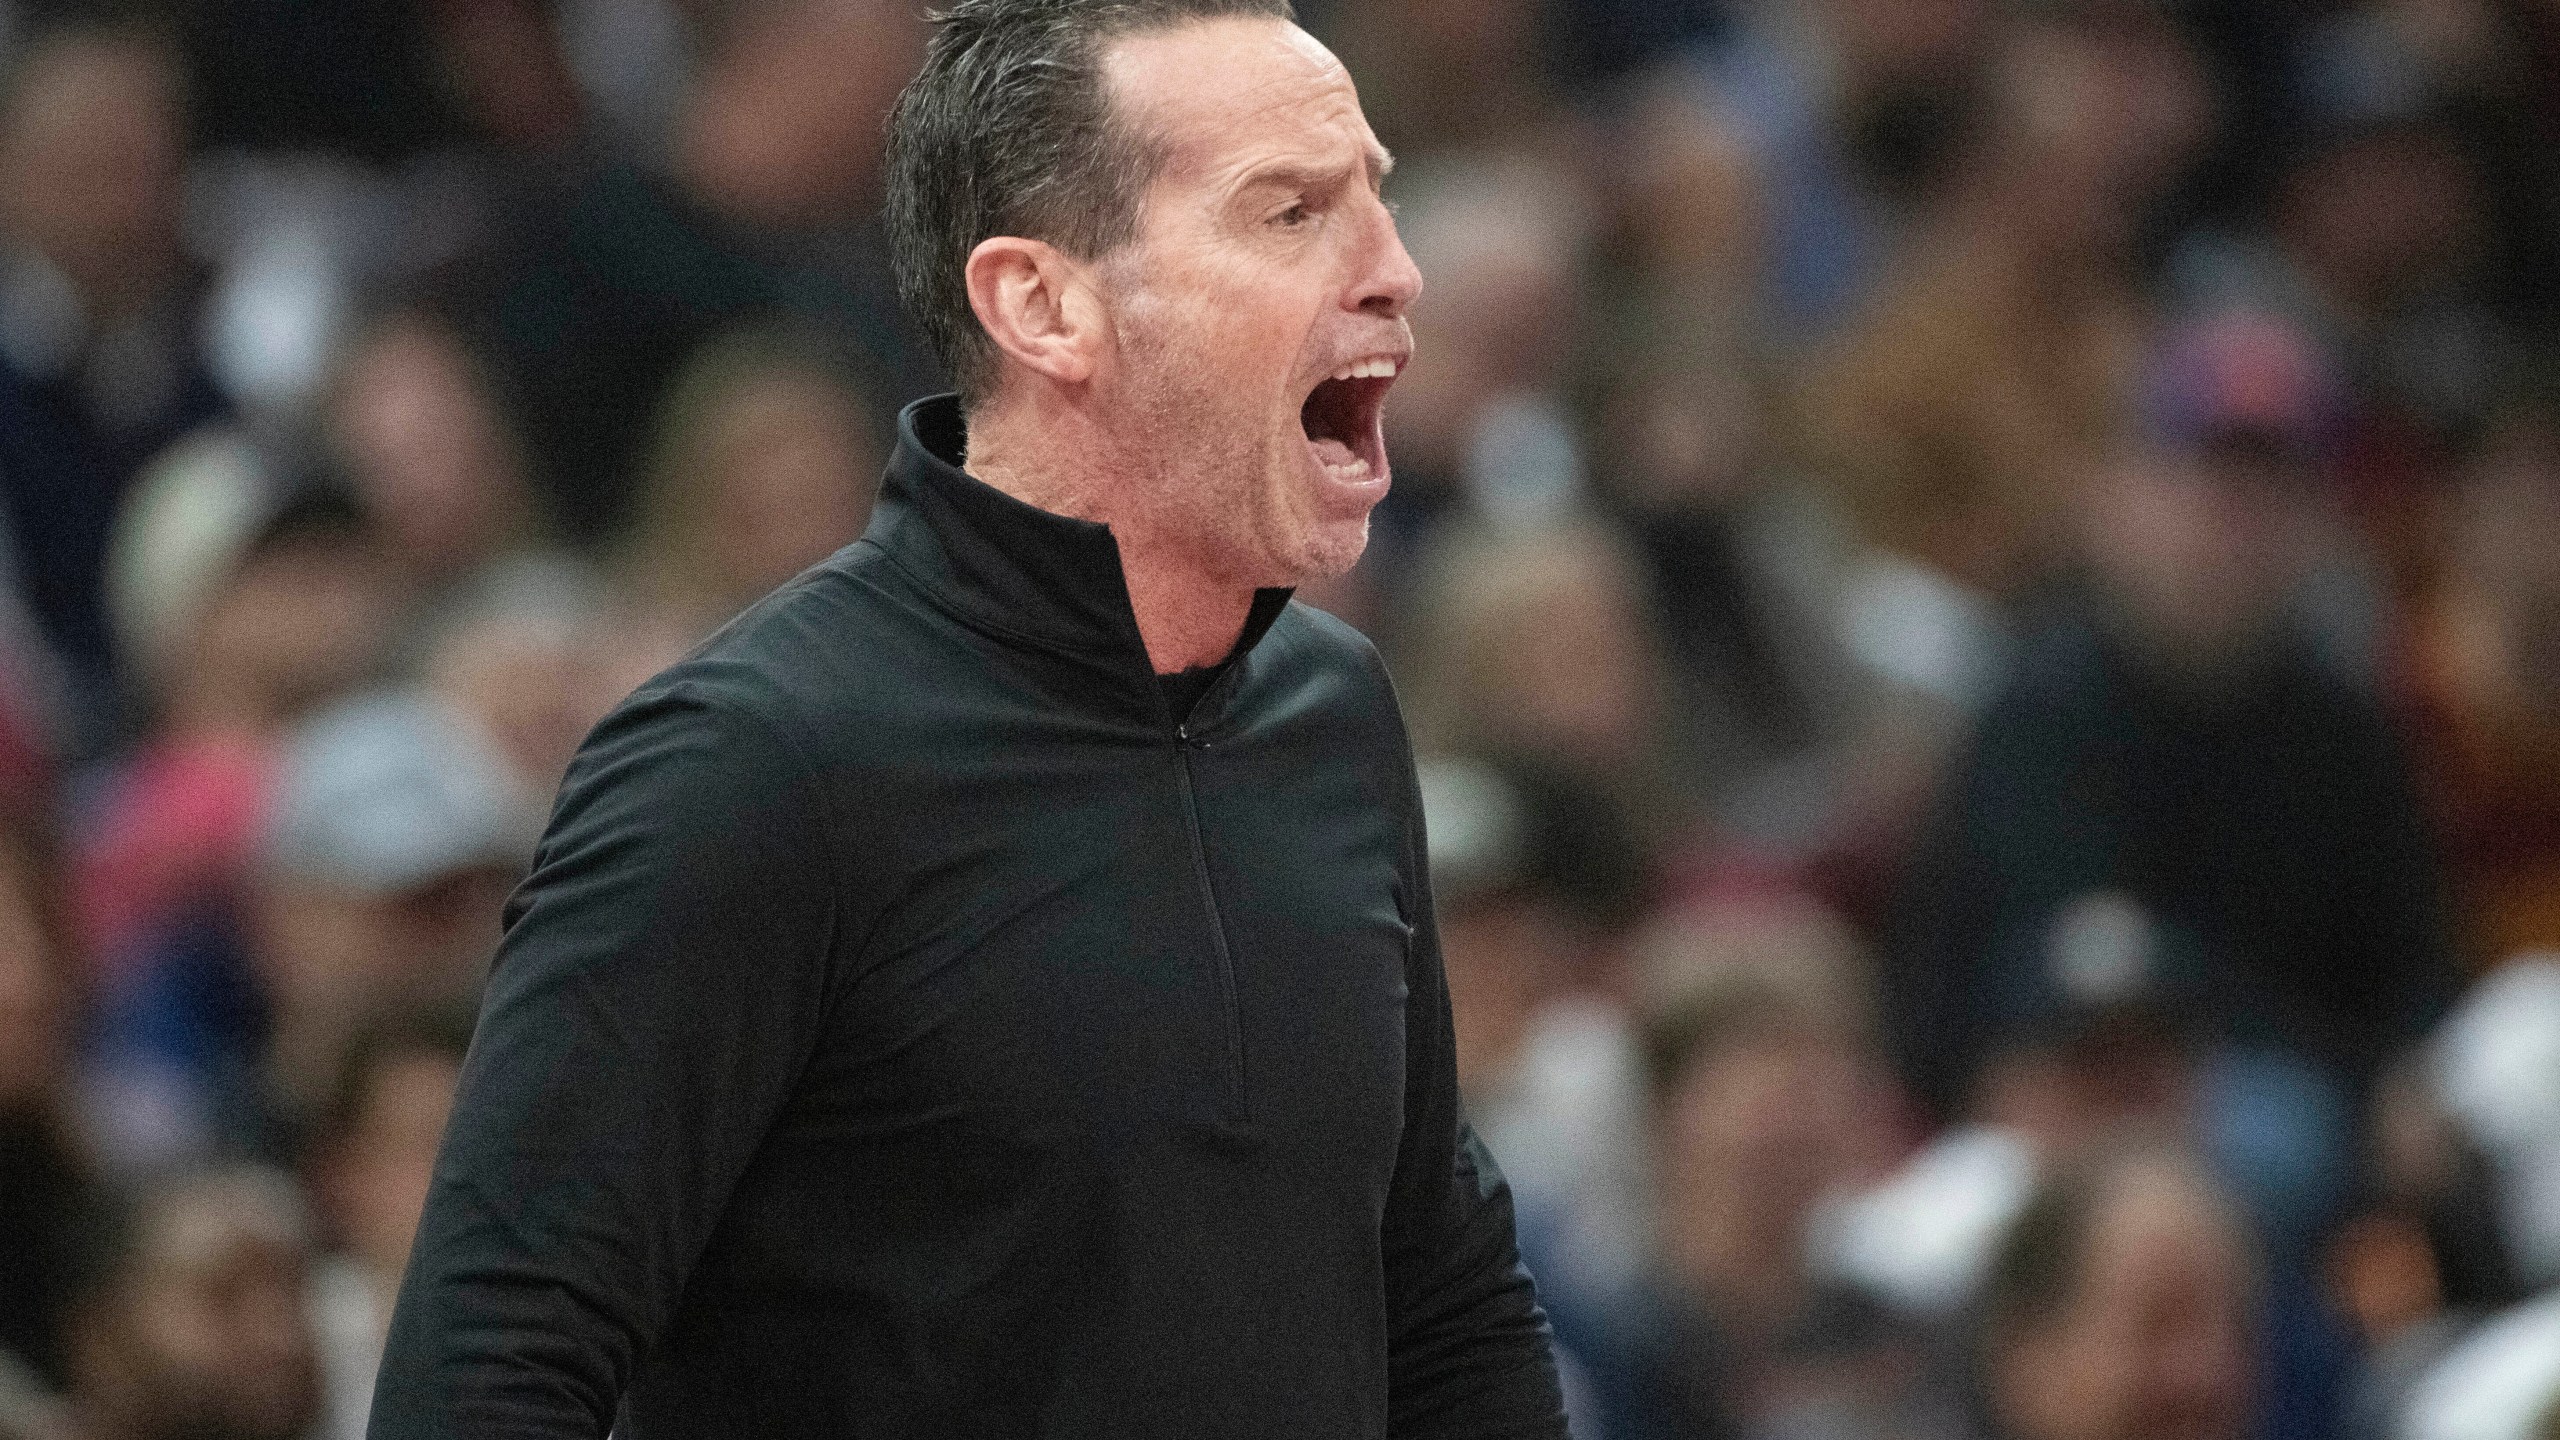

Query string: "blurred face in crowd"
[[2083, 446, 2321, 667], [319, 1045, 463, 1289], [1028, 18, 1421, 586], [699, 367, 880, 603], [0, 31, 184, 315], [75, 1178, 320, 1440], [332, 317, 531, 585], [1444, 530, 1663, 774], [255, 868, 513, 1109], [1992, 1167, 2256, 1440], [427, 602, 607, 795], [1655, 1012, 1880, 1317], [1988, 22, 2207, 264], [182, 535, 395, 736]]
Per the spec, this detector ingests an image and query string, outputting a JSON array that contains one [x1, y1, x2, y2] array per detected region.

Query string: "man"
[[56, 1168, 324, 1440], [1977, 1148, 2260, 1440], [368, 2, 1570, 1437]]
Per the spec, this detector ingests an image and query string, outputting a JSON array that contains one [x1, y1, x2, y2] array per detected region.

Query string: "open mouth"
[[1299, 361, 1398, 489]]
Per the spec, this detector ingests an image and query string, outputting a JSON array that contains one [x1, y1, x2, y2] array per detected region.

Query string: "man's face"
[[1997, 1176, 2255, 1440], [1088, 19, 1421, 586], [105, 1194, 321, 1440]]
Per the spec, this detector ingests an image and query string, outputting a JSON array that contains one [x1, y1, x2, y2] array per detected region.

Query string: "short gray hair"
[[883, 0, 1296, 410]]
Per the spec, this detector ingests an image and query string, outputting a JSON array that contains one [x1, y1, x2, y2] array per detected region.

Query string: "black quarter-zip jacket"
[[368, 396, 1570, 1440]]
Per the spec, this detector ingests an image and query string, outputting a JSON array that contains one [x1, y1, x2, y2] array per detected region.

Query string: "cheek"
[[1118, 255, 1310, 408]]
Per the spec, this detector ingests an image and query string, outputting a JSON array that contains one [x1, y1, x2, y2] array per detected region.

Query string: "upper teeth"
[[1332, 357, 1400, 381]]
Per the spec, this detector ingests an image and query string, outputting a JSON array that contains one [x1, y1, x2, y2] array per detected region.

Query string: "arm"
[[1380, 743, 1571, 1440], [368, 682, 842, 1439]]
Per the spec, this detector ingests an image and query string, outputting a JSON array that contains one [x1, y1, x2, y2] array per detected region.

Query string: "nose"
[[1352, 194, 1423, 320]]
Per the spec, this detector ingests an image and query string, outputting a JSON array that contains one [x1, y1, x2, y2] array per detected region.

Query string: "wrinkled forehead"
[[1101, 17, 1378, 183]]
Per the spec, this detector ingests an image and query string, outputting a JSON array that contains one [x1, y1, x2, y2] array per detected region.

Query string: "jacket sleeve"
[[368, 682, 843, 1439], [1379, 736, 1572, 1439]]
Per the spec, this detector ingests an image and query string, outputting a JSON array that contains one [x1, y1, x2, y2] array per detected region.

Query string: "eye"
[[1274, 201, 1313, 228]]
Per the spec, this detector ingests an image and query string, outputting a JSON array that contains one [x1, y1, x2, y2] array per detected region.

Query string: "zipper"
[[1172, 717, 1248, 1126]]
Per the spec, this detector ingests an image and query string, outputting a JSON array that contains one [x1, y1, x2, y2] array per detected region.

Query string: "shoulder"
[[1266, 599, 1397, 696], [1249, 603, 1427, 842], [559, 550, 924, 817], [1253, 600, 1412, 746], [606, 543, 934, 752]]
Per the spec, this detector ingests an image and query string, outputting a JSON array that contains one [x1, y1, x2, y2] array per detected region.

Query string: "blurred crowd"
[[0, 0, 2555, 1438]]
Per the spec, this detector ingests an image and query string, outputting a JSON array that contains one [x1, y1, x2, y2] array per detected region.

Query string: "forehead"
[[1101, 18, 1378, 180]]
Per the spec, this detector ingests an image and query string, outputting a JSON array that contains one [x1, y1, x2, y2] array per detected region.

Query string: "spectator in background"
[[1974, 1147, 2259, 1440], [2174, 8, 2512, 592], [1794, 7, 2208, 620], [1588, 961, 1938, 1440], [171, 0, 589, 427], [415, 559, 614, 800], [50, 1167, 322, 1440], [1401, 519, 1689, 842], [456, 0, 931, 545], [324, 308, 549, 605], [1419, 752, 1653, 1340], [84, 689, 527, 1174], [1586, 313, 1873, 842], [615, 325, 883, 649], [1649, 0, 1997, 345], [1888, 316, 2451, 1237], [1820, 894, 2256, 1337], [0, 802, 99, 1395], [76, 457, 387, 982], [1426, 754, 1649, 1102], [305, 1005, 472, 1440], [2395, 385, 2560, 970], [240, 693, 527, 1152], [0, 18, 226, 752]]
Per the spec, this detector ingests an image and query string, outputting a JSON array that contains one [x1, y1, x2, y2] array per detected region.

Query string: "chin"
[[1291, 517, 1373, 582]]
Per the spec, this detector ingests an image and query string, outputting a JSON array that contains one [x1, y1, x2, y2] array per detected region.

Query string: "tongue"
[[1308, 436, 1360, 470]]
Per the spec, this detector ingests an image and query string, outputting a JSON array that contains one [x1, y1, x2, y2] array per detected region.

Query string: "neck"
[[965, 391, 1257, 674]]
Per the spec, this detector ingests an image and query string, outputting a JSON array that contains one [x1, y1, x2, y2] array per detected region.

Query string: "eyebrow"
[[1242, 144, 1396, 199]]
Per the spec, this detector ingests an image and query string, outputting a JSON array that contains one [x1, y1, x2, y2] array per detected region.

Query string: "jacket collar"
[[865, 395, 1294, 674]]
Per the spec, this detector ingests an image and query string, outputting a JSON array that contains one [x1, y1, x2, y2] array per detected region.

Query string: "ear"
[[965, 236, 1107, 389]]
